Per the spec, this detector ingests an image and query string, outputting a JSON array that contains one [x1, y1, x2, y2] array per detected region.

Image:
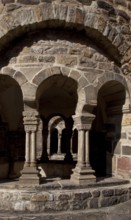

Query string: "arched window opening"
[[90, 80, 128, 179]]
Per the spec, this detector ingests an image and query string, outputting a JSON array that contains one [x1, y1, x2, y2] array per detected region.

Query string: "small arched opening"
[[36, 74, 78, 179], [90, 80, 128, 179], [0, 75, 24, 180]]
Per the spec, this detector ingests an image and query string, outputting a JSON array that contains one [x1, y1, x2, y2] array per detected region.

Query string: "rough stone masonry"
[[0, 0, 130, 216]]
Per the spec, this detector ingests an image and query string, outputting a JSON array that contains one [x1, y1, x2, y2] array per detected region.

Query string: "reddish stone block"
[[117, 157, 131, 171]]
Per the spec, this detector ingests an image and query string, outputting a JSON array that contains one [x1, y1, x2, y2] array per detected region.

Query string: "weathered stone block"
[[13, 8, 36, 25], [78, 76, 89, 90], [114, 142, 121, 155], [70, 70, 81, 81], [19, 67, 43, 81], [33, 68, 51, 85], [61, 67, 70, 76], [114, 74, 124, 84], [39, 3, 54, 20], [118, 195, 129, 203], [84, 85, 97, 102], [108, 28, 117, 41], [122, 146, 131, 156], [56, 200, 69, 211], [66, 6, 76, 23], [103, 23, 112, 37], [92, 190, 100, 198], [117, 9, 130, 22], [79, 57, 97, 68], [21, 82, 37, 99], [119, 42, 130, 55], [56, 55, 77, 67], [73, 191, 92, 200], [102, 189, 114, 197], [44, 201, 57, 212], [113, 34, 123, 47], [115, 188, 128, 196], [75, 8, 85, 24], [31, 193, 53, 202], [59, 4, 68, 21], [18, 55, 37, 63], [14, 71, 27, 86], [117, 157, 131, 171], [97, 1, 114, 12], [5, 3, 21, 12], [71, 199, 88, 210], [69, 48, 81, 55], [100, 197, 118, 207], [1, 67, 15, 77], [84, 12, 95, 28], [89, 198, 99, 208], [38, 56, 55, 63], [51, 66, 61, 75], [98, 62, 112, 70], [55, 192, 70, 201]]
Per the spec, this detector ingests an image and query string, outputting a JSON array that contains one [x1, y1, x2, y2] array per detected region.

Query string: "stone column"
[[47, 130, 51, 156], [71, 114, 96, 184], [19, 111, 41, 185], [57, 131, 62, 155], [25, 130, 30, 167]]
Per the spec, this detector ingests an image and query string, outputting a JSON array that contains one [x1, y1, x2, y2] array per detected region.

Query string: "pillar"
[[71, 113, 96, 184], [19, 111, 41, 185], [57, 131, 62, 155], [47, 130, 51, 157]]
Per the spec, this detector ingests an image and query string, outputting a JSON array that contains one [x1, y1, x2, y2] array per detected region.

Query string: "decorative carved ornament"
[[23, 111, 39, 132]]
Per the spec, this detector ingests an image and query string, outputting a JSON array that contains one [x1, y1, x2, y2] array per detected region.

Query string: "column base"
[[71, 165, 96, 185], [19, 166, 41, 185]]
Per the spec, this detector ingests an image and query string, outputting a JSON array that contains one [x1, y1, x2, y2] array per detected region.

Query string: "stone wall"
[[0, 183, 130, 212]]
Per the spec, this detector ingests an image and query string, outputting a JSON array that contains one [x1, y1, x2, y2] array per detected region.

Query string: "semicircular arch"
[[97, 73, 130, 101], [0, 3, 129, 65]]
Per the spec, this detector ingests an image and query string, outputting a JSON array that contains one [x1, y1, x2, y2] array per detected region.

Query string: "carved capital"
[[73, 113, 95, 131], [23, 111, 39, 132]]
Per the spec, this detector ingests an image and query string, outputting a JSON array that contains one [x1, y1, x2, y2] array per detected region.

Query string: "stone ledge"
[[0, 178, 130, 212]]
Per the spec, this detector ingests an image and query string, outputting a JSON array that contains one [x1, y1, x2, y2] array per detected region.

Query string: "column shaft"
[[77, 129, 86, 167], [31, 131, 36, 166], [47, 131, 51, 156], [85, 130, 90, 167], [25, 131, 30, 167], [57, 133, 61, 154]]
